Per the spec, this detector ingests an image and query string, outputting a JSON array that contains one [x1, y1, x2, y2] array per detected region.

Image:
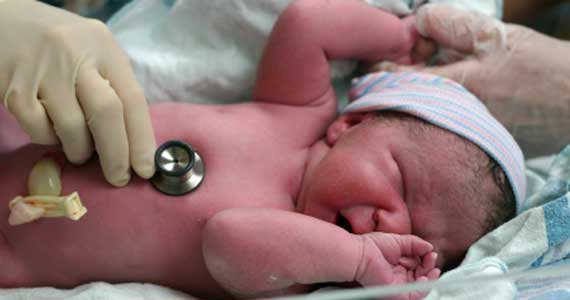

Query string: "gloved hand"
[[0, 0, 156, 186], [385, 4, 570, 109], [369, 4, 570, 157]]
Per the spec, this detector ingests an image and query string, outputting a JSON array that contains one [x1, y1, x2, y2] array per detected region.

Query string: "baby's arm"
[[202, 208, 439, 299], [254, 0, 417, 107]]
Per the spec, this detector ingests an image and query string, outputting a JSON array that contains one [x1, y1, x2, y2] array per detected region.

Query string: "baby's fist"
[[354, 232, 440, 299]]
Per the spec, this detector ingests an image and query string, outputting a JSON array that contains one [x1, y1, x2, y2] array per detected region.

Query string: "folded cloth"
[[0, 281, 194, 300], [107, 0, 502, 105]]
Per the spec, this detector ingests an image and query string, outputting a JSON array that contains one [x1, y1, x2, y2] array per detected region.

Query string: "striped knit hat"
[[344, 71, 526, 212]]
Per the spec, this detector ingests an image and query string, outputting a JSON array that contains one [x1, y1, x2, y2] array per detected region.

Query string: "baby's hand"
[[354, 232, 440, 299]]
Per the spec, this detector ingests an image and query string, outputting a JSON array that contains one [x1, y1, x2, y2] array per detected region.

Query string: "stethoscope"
[[150, 140, 205, 196]]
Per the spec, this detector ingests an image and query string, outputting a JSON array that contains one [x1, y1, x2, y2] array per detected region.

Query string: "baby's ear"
[[326, 113, 375, 146]]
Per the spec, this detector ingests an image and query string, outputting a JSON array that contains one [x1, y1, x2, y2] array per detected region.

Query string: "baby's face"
[[296, 112, 492, 269]]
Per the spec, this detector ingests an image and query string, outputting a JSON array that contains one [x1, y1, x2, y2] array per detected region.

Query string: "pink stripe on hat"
[[344, 71, 526, 212]]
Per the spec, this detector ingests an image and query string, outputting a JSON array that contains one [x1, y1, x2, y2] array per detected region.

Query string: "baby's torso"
[[0, 101, 334, 299]]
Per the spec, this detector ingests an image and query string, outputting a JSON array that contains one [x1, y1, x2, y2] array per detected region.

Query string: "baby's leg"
[[1, 144, 90, 198], [0, 146, 72, 286], [0, 227, 31, 287], [0, 144, 157, 287], [0, 145, 49, 287]]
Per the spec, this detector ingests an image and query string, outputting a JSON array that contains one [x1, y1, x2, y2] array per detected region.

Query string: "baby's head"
[[296, 72, 525, 270]]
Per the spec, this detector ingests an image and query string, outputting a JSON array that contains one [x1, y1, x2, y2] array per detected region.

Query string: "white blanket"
[[107, 0, 501, 105], [0, 282, 194, 300], [424, 146, 570, 300]]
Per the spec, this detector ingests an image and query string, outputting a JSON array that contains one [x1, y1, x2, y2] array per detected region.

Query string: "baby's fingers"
[[397, 235, 434, 258], [399, 257, 420, 269], [412, 37, 437, 64], [415, 252, 438, 277], [427, 268, 441, 280]]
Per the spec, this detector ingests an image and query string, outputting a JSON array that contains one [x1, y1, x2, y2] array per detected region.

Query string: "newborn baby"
[[0, 0, 525, 299]]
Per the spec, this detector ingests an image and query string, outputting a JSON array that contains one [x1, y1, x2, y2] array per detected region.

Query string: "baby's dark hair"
[[372, 111, 516, 235], [482, 159, 516, 232]]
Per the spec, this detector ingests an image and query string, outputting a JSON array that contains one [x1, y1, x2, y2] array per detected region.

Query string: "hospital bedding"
[[425, 147, 570, 300], [4, 0, 570, 299], [105, 0, 502, 106]]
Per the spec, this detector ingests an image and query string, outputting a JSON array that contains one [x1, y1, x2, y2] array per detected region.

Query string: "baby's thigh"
[[0, 233, 29, 287], [0, 144, 147, 215], [0, 144, 55, 199], [0, 147, 41, 285]]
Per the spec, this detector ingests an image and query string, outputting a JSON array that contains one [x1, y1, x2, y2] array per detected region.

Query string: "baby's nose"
[[339, 206, 376, 234], [339, 204, 412, 235], [374, 206, 412, 234]]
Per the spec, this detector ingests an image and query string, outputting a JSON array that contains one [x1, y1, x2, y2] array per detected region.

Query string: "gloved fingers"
[[1, 59, 58, 145], [411, 37, 437, 64], [360, 61, 406, 74], [415, 4, 507, 56], [4, 77, 58, 145], [103, 47, 156, 179], [76, 65, 131, 187], [390, 58, 481, 89], [432, 48, 469, 65], [39, 79, 94, 164]]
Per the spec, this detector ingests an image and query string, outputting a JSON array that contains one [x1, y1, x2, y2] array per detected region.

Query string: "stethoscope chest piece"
[[151, 140, 205, 196]]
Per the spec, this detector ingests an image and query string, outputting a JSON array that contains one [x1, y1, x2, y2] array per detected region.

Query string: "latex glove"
[[386, 4, 570, 110], [0, 0, 156, 186], [373, 4, 570, 157]]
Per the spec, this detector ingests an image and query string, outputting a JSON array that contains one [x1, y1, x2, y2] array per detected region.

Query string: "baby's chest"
[[188, 136, 307, 205], [186, 161, 299, 217]]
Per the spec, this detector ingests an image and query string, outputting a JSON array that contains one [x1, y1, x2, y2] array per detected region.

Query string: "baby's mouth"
[[336, 213, 353, 233]]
